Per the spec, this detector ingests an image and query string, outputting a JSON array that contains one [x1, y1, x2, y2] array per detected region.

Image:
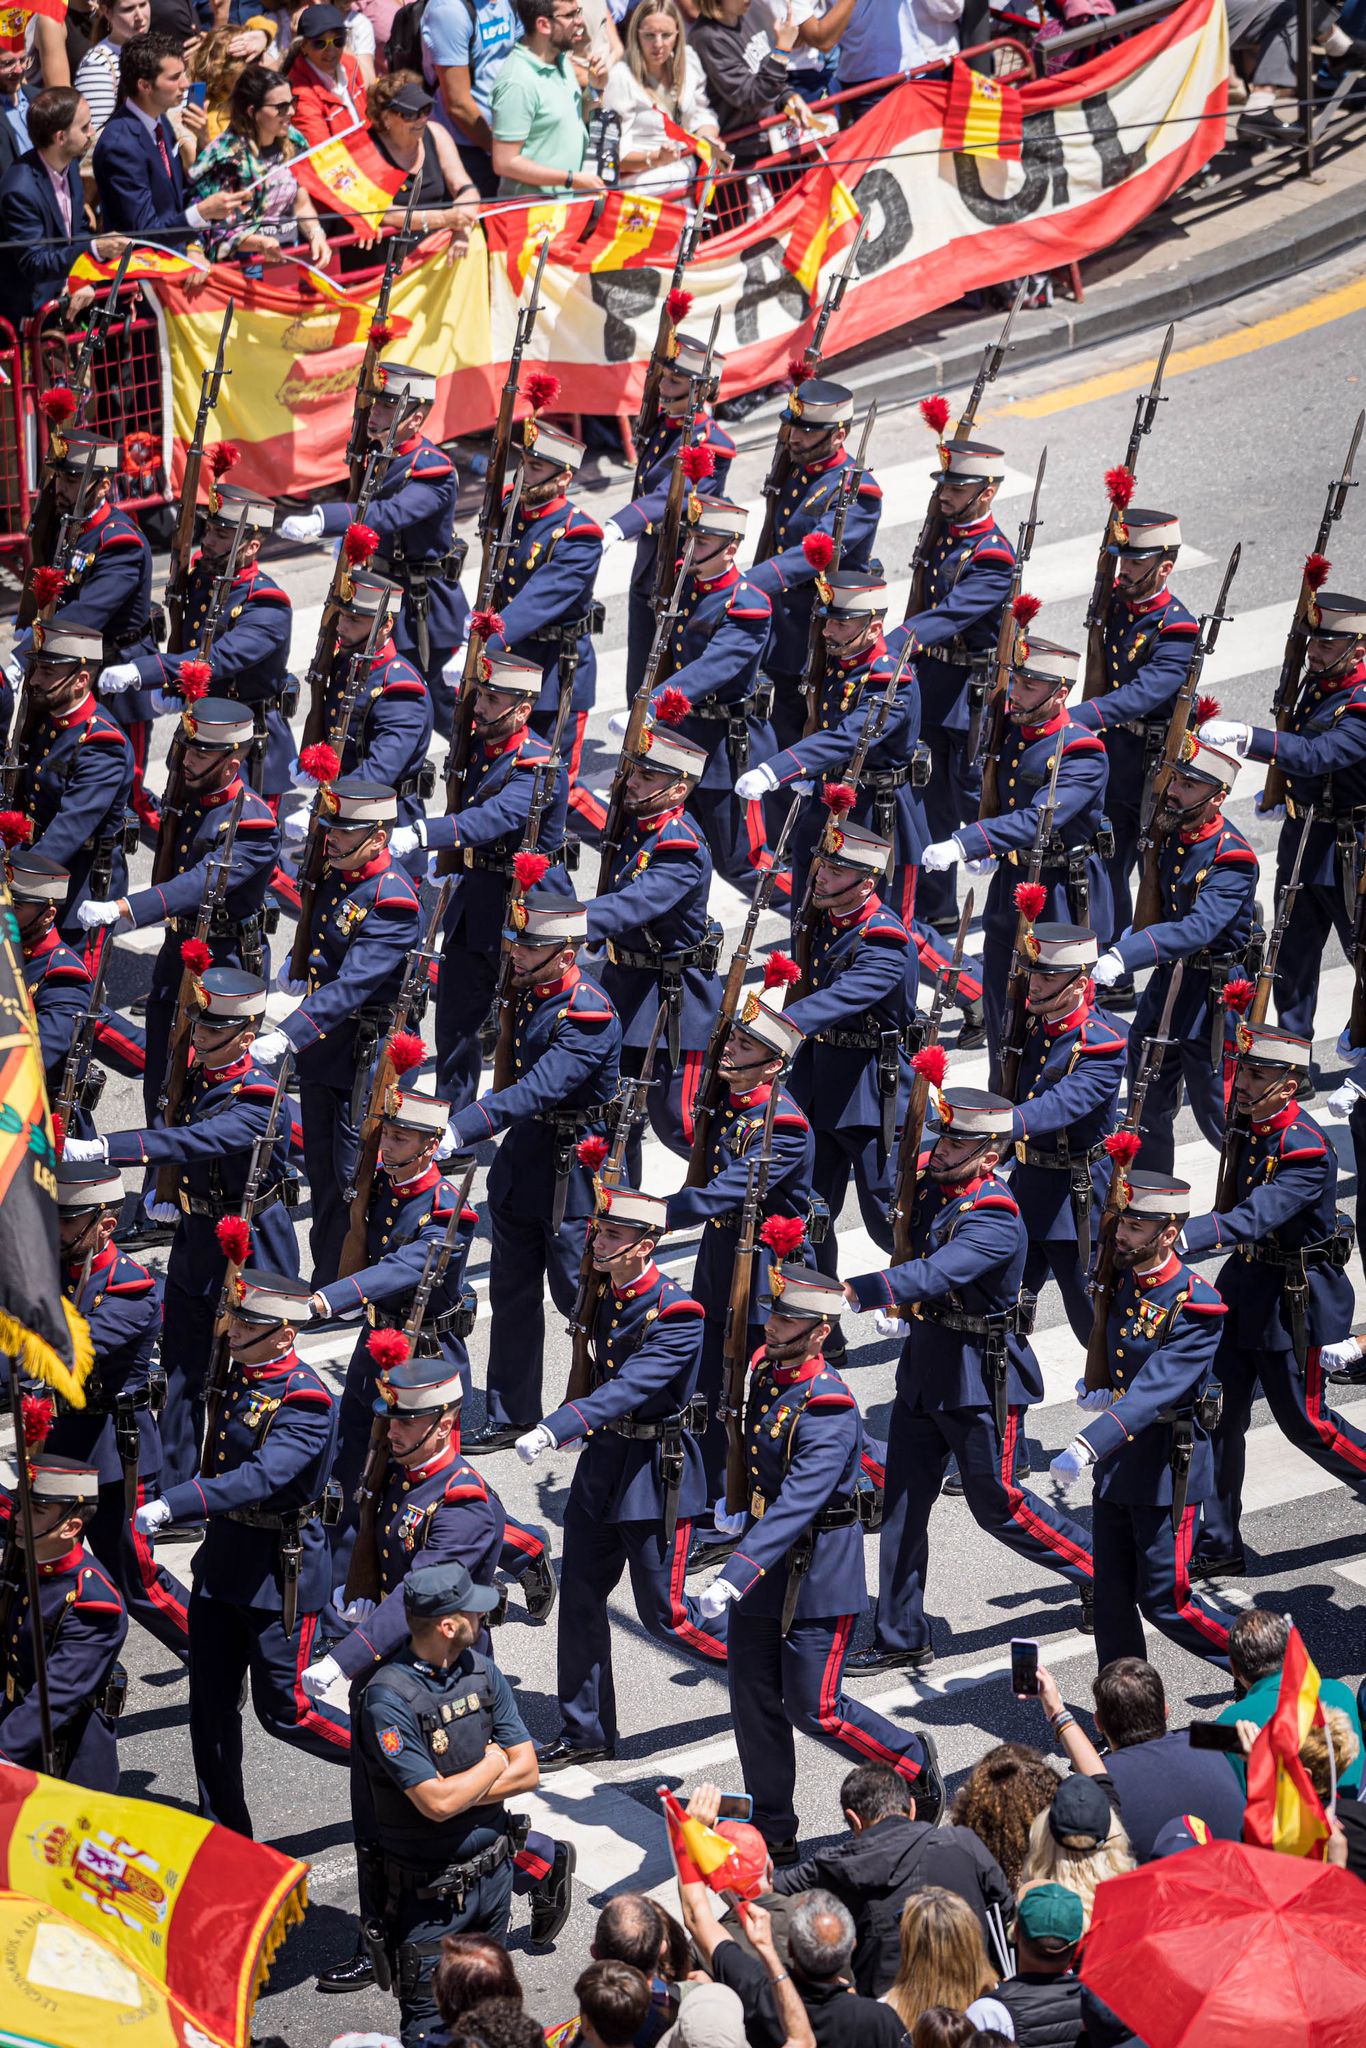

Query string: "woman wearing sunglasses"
[[188, 61, 330, 263], [335, 67, 479, 270], [284, 0, 367, 144]]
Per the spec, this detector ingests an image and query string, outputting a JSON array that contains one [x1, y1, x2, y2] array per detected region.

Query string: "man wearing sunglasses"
[[286, 2, 367, 146]]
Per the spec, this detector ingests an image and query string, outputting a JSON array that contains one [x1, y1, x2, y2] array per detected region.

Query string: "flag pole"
[[4, 1363, 55, 1773]]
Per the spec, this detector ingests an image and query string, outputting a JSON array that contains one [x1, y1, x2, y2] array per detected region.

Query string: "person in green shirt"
[[1215, 1608, 1363, 1795], [490, 0, 605, 197]]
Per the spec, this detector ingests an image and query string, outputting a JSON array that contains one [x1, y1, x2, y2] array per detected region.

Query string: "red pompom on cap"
[[180, 937, 212, 974], [215, 1215, 252, 1264], [368, 318, 393, 345], [763, 952, 801, 990], [470, 608, 505, 641], [1105, 465, 1136, 508], [1103, 1130, 1143, 1166], [369, 1328, 412, 1367], [30, 565, 66, 606], [1221, 977, 1255, 1013], [210, 442, 241, 477], [759, 1214, 806, 1258], [1194, 695, 1222, 727], [1011, 592, 1042, 626], [1013, 882, 1047, 922], [654, 686, 691, 727], [576, 1135, 610, 1169], [919, 394, 950, 435], [666, 288, 693, 324], [822, 781, 856, 815], [525, 371, 561, 412], [22, 1394, 54, 1447], [514, 850, 550, 891], [1305, 552, 1332, 590], [179, 659, 212, 701], [680, 443, 716, 483], [787, 355, 810, 387], [300, 742, 341, 783], [911, 1043, 948, 1086], [344, 522, 380, 567], [802, 531, 834, 571], [0, 811, 33, 847], [387, 1030, 426, 1074], [39, 385, 77, 425]]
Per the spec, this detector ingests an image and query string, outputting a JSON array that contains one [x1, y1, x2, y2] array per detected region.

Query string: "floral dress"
[[188, 125, 308, 260]]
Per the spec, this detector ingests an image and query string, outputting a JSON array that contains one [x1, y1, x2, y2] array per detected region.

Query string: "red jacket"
[[288, 50, 367, 146]]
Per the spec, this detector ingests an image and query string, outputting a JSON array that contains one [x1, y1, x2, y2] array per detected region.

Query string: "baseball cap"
[[658, 1983, 746, 2048], [404, 1561, 502, 1617], [1016, 1881, 1084, 1947], [1048, 1774, 1113, 1849]]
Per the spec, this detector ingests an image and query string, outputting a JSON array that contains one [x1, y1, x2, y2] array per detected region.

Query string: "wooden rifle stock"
[[978, 447, 1047, 818], [167, 299, 234, 651], [651, 308, 720, 627], [799, 401, 877, 740], [721, 1086, 780, 1513], [154, 789, 246, 1201], [753, 223, 865, 564], [347, 183, 420, 494], [891, 893, 972, 1262], [201, 1052, 293, 1465], [597, 536, 696, 892], [997, 736, 1064, 1098], [288, 608, 389, 980], [491, 677, 575, 1089], [633, 208, 705, 470], [53, 926, 113, 1138]]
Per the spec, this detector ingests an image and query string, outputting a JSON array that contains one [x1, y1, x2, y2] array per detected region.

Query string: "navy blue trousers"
[[916, 724, 977, 928], [810, 1124, 895, 1277], [1199, 1343, 1366, 1565], [1274, 878, 1352, 1039], [301, 1076, 362, 1286], [434, 937, 496, 1112], [1127, 1029, 1225, 1174], [91, 1476, 189, 1662], [1090, 1496, 1230, 1672], [485, 1203, 588, 1428]]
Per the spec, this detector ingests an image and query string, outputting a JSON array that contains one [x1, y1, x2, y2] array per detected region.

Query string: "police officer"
[[282, 360, 467, 730], [1092, 736, 1256, 1170], [602, 329, 736, 699], [1071, 508, 1199, 957], [13, 621, 134, 945], [694, 1265, 943, 1857], [938, 632, 1112, 1062], [0, 1455, 128, 1790], [897, 437, 1016, 930], [445, 890, 622, 1448], [519, 1182, 728, 1770], [68, 968, 299, 1487], [77, 697, 279, 1119], [1182, 1025, 1363, 1580], [133, 1270, 349, 1835], [1201, 591, 1366, 1043], [746, 380, 882, 752], [783, 821, 915, 1277], [9, 850, 93, 1102], [587, 723, 720, 1157], [1005, 922, 1127, 1342], [257, 777, 422, 1284], [1049, 1170, 1232, 1673], [355, 1558, 540, 2046], [844, 1089, 1093, 1675], [45, 1162, 189, 1660], [404, 648, 570, 1110]]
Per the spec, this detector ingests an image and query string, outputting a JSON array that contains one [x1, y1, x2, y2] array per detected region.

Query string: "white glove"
[[62, 1136, 108, 1163], [872, 1307, 903, 1338], [4, 654, 23, 690], [280, 508, 325, 543], [516, 1425, 555, 1465], [1049, 1438, 1093, 1486], [282, 810, 309, 844], [1320, 1337, 1365, 1371], [99, 660, 141, 694], [134, 1498, 172, 1537], [921, 838, 960, 873], [301, 1653, 343, 1700], [77, 898, 124, 930], [1092, 950, 1125, 988], [1074, 1378, 1115, 1412], [1256, 798, 1286, 822], [607, 709, 630, 738], [331, 1583, 376, 1620], [436, 1122, 460, 1159], [1335, 1026, 1366, 1068], [390, 824, 422, 858], [736, 765, 778, 801], [1326, 1078, 1366, 1120], [1199, 720, 1251, 755], [601, 519, 624, 550], [698, 1579, 740, 1621], [144, 1191, 181, 1224], [790, 779, 813, 798], [288, 756, 314, 790], [712, 1507, 748, 1538], [964, 856, 996, 876], [254, 1029, 292, 1064], [151, 690, 181, 717], [427, 853, 444, 886], [275, 964, 308, 997]]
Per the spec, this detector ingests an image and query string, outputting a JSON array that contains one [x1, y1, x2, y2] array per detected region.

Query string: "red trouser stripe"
[[859, 1446, 885, 1489], [1305, 1348, 1366, 1473], [1001, 1410, 1094, 1576], [666, 1520, 728, 1661], [678, 1049, 704, 1146], [566, 711, 607, 830], [743, 798, 769, 867], [515, 1845, 551, 1880], [914, 931, 983, 1005], [501, 1520, 543, 1560], [131, 1480, 189, 1633], [290, 1613, 352, 1748], [815, 1614, 919, 1779], [1173, 1505, 1231, 1651]]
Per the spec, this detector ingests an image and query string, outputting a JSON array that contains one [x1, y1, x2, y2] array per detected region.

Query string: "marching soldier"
[[746, 380, 882, 751], [257, 777, 422, 1285], [694, 1265, 943, 1856], [133, 1269, 350, 1836], [12, 622, 134, 945], [587, 723, 720, 1157], [518, 1183, 728, 1772], [1092, 736, 1256, 1170], [402, 648, 570, 1110], [1201, 591, 1366, 1042], [282, 360, 467, 731], [1181, 1026, 1362, 1581], [0, 1456, 129, 1790], [10, 850, 96, 1102], [45, 1163, 189, 1660], [896, 437, 1015, 931], [353, 1560, 540, 2044], [103, 483, 296, 803], [1006, 922, 1127, 1342], [1048, 1170, 1232, 1673], [844, 1089, 1093, 1675], [1071, 508, 1199, 957], [77, 697, 279, 1119], [665, 994, 814, 1523], [67, 969, 300, 1488], [782, 821, 916, 1276], [935, 633, 1111, 1058], [444, 890, 622, 1448]]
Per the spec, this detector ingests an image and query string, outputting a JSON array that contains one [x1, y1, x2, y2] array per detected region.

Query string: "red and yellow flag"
[[69, 243, 207, 291], [942, 61, 1025, 161], [782, 162, 861, 304], [658, 1786, 738, 1884], [1243, 1626, 1331, 1860], [296, 126, 407, 235], [485, 190, 686, 291]]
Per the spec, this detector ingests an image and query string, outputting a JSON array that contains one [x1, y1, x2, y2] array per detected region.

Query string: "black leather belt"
[[605, 1398, 707, 1442], [916, 1299, 1035, 1337], [461, 845, 566, 876], [372, 545, 467, 582], [535, 1100, 617, 1134], [225, 1497, 324, 1532], [605, 934, 720, 973], [1013, 1140, 1109, 1170], [383, 1832, 509, 1900], [179, 1184, 282, 1218], [1239, 1230, 1354, 1271]]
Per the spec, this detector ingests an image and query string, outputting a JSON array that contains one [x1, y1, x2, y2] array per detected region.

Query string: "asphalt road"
[[17, 241, 1366, 2046]]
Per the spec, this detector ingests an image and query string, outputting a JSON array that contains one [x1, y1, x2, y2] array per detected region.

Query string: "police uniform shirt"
[[361, 1646, 529, 1855]]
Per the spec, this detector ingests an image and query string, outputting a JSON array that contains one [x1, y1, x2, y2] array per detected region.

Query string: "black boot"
[[528, 1840, 577, 1943], [316, 1946, 375, 1994]]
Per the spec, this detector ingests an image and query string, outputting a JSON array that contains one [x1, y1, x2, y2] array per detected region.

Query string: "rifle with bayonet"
[[634, 202, 708, 473], [347, 179, 421, 496], [720, 1086, 780, 1514], [754, 220, 867, 564], [298, 403, 405, 753], [338, 880, 450, 1279], [51, 925, 114, 1142], [996, 735, 1065, 1100], [442, 467, 525, 822], [1261, 409, 1364, 812], [344, 1158, 478, 1605], [652, 308, 720, 620], [201, 1051, 294, 1464], [1081, 962, 1184, 1391], [288, 604, 390, 981], [1082, 323, 1174, 699], [976, 447, 1046, 817], [597, 535, 696, 894], [890, 892, 972, 1263], [564, 1002, 667, 1405], [800, 400, 878, 739], [1249, 810, 1311, 1028], [166, 300, 234, 651], [491, 675, 575, 1090], [1132, 542, 1241, 931]]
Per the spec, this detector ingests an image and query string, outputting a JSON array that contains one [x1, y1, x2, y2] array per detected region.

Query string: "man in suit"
[[91, 32, 241, 241], [0, 89, 128, 327]]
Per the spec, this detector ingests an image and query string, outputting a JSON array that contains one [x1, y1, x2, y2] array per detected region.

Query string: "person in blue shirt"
[[423, 0, 520, 192]]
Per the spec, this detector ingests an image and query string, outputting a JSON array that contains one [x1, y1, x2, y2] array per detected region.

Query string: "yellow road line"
[[998, 273, 1366, 419]]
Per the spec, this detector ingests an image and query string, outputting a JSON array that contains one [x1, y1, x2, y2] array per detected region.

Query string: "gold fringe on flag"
[[0, 1296, 94, 1407]]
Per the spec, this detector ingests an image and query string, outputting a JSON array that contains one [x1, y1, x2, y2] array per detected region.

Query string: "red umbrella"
[[1080, 1838, 1366, 2048]]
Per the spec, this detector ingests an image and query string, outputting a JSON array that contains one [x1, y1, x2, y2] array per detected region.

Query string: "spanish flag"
[[587, 189, 682, 272], [296, 125, 407, 234], [69, 242, 207, 290], [1243, 1625, 1332, 1860], [942, 61, 1025, 162], [658, 1786, 737, 1885], [782, 162, 861, 305], [487, 192, 686, 291]]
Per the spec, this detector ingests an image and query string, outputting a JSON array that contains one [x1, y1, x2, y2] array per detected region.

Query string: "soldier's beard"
[[763, 1331, 814, 1364]]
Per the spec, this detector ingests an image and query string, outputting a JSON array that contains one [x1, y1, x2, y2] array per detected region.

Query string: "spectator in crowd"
[[421, 0, 520, 195], [800, 0, 963, 120], [1215, 1609, 1365, 1793], [656, 1982, 750, 2048], [1224, 0, 1364, 146], [33, 2, 89, 90], [688, 0, 812, 175], [0, 88, 128, 324], [74, 0, 151, 143], [188, 23, 282, 142], [992, 1884, 1084, 2048], [364, 70, 480, 250], [589, 1894, 688, 2045], [446, 2000, 549, 2048], [950, 1746, 1059, 1893], [882, 1888, 998, 2035], [1300, 1709, 1366, 1878], [433, 1931, 524, 2029], [284, 0, 366, 141], [575, 1960, 653, 2048], [1016, 1778, 1134, 1934], [490, 0, 603, 196], [909, 2014, 977, 2048], [92, 33, 244, 238], [574, 0, 622, 78], [340, 0, 379, 86], [742, 0, 836, 100], [188, 61, 329, 260], [768, 1763, 1013, 1999], [352, 0, 399, 57], [677, 1880, 870, 2047], [602, 0, 724, 197], [0, 40, 37, 175], [1034, 0, 1118, 76]]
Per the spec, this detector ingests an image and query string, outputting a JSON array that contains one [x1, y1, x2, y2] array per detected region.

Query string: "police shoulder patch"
[[379, 1725, 404, 1755]]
